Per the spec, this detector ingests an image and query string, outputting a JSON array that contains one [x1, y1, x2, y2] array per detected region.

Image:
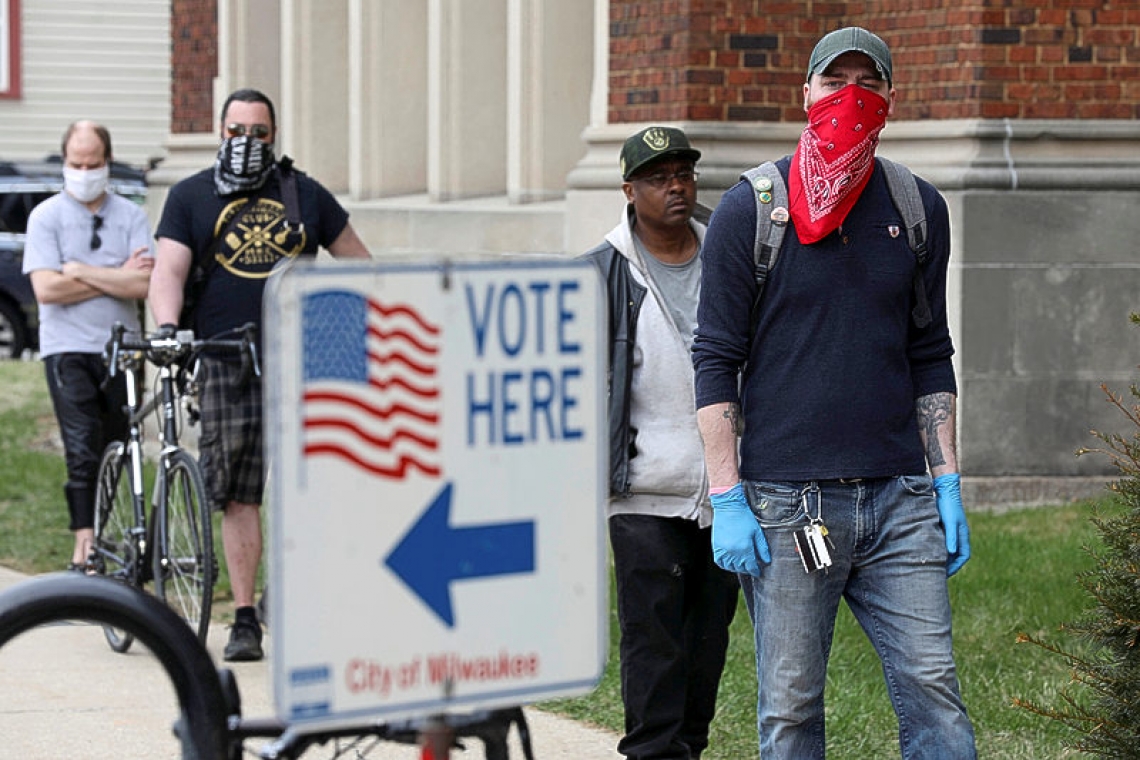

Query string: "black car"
[[0, 158, 148, 358]]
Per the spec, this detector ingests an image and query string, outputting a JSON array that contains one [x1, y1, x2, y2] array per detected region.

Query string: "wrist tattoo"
[[917, 393, 952, 467], [723, 404, 743, 436]]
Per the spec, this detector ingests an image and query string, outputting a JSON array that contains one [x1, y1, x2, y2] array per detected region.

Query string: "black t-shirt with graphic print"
[[155, 165, 350, 340]]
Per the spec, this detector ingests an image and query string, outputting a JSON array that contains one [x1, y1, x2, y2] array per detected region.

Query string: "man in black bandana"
[[149, 88, 370, 661]]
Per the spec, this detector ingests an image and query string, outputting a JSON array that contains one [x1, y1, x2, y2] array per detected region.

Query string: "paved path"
[[0, 567, 622, 759]]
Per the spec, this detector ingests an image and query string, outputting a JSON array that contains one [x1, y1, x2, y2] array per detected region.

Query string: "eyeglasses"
[[90, 215, 103, 250], [632, 169, 699, 189], [225, 123, 272, 140]]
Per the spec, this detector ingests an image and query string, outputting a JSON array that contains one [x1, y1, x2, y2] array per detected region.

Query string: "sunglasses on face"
[[90, 215, 103, 250], [225, 123, 272, 140]]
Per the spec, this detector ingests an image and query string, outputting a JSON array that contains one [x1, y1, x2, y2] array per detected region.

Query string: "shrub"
[[1015, 314, 1140, 758]]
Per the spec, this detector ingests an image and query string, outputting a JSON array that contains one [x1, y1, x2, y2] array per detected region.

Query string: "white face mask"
[[62, 165, 110, 203]]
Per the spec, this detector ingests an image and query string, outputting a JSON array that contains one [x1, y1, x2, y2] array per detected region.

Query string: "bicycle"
[[90, 321, 261, 653]]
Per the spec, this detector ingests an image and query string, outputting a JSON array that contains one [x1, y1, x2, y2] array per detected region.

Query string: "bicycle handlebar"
[[104, 322, 261, 385]]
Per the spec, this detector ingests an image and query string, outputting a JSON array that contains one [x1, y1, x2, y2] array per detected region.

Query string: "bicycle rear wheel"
[[92, 442, 138, 653], [153, 449, 215, 644]]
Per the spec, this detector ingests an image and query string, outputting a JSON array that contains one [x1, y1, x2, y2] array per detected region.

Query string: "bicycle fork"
[[151, 448, 177, 580], [123, 367, 150, 575], [149, 367, 181, 581]]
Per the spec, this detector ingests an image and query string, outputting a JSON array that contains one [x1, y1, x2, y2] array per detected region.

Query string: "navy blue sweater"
[[692, 157, 957, 481]]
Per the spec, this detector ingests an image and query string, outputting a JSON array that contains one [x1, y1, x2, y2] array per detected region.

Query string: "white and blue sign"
[[264, 258, 607, 729]]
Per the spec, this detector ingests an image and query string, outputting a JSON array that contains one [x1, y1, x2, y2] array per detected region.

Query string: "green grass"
[[0, 361, 74, 572], [0, 359, 1115, 757], [0, 360, 239, 614]]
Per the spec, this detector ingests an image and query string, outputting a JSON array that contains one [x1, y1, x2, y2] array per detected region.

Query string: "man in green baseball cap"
[[581, 126, 739, 760]]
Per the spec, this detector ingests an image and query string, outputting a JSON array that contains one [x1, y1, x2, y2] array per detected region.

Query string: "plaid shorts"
[[196, 357, 264, 511]]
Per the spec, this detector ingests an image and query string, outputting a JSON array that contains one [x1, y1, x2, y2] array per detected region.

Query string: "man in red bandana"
[[692, 27, 976, 759]]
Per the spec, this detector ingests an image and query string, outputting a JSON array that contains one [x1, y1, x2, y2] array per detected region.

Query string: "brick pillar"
[[607, 1, 1140, 124], [171, 0, 219, 134]]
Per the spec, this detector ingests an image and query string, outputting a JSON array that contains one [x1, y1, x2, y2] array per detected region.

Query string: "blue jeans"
[[738, 476, 975, 760]]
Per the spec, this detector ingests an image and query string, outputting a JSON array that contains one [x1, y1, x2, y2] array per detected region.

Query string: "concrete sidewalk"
[[0, 567, 621, 759]]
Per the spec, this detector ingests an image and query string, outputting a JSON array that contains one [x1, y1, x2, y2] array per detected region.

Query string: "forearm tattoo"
[[916, 393, 952, 467], [723, 403, 743, 437]]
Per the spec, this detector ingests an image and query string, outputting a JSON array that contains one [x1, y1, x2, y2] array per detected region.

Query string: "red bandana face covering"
[[789, 84, 889, 244]]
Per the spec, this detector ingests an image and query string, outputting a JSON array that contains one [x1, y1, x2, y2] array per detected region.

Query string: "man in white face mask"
[[23, 120, 154, 572]]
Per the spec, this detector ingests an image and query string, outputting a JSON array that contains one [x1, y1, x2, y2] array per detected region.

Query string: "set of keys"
[[794, 519, 834, 573]]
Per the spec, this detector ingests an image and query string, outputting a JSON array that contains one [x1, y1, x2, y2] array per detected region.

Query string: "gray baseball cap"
[[807, 27, 893, 85]]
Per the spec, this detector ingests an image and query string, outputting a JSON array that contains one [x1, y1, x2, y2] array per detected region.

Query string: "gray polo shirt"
[[23, 190, 151, 356]]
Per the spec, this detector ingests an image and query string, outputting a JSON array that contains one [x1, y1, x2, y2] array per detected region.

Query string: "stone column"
[[427, 0, 508, 201], [216, 0, 281, 112], [506, 0, 593, 205], [347, 0, 428, 200], [562, 0, 618, 254], [280, 0, 350, 192]]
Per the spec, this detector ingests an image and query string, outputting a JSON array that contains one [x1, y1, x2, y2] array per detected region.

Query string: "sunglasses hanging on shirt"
[[90, 215, 103, 250]]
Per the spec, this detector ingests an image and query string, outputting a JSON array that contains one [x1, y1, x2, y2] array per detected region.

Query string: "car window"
[[0, 190, 53, 234]]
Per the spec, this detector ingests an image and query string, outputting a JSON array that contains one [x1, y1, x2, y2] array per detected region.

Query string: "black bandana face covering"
[[213, 135, 276, 195]]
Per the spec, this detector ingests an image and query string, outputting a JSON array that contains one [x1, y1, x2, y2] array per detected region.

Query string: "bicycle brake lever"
[[240, 323, 261, 378], [248, 341, 261, 378]]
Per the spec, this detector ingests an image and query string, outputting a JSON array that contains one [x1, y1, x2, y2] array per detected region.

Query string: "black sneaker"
[[223, 619, 264, 662]]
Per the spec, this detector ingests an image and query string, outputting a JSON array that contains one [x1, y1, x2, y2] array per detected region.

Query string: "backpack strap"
[[179, 203, 251, 330], [277, 156, 303, 234], [741, 162, 790, 338], [878, 157, 932, 328], [742, 158, 933, 340]]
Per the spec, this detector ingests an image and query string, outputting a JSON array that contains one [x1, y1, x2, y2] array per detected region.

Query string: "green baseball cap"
[[807, 27, 893, 85], [620, 126, 701, 180]]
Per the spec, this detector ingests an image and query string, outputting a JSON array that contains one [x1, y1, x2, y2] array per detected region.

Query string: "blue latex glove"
[[709, 483, 770, 577], [933, 473, 971, 576]]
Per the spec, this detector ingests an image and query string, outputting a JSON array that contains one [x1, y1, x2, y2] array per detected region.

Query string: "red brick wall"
[[608, 0, 1140, 123], [171, 0, 218, 134]]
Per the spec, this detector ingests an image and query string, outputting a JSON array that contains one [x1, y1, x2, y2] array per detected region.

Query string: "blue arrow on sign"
[[385, 482, 536, 628]]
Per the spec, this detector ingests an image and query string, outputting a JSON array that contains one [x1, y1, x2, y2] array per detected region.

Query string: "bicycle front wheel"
[[153, 449, 215, 645], [92, 442, 138, 653]]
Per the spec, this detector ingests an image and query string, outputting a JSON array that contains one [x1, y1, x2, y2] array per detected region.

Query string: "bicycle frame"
[[132, 357, 191, 567], [101, 347, 190, 577]]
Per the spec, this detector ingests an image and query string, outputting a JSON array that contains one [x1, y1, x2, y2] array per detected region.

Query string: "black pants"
[[44, 353, 129, 530], [609, 514, 740, 760]]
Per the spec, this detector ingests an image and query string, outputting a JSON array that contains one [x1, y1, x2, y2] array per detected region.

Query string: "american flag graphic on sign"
[[301, 290, 442, 479]]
